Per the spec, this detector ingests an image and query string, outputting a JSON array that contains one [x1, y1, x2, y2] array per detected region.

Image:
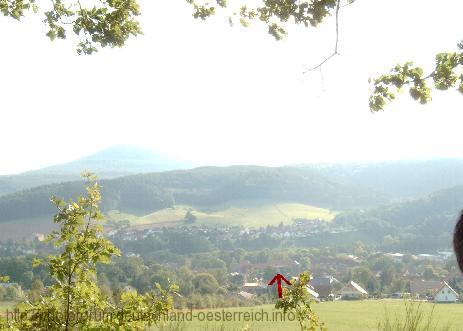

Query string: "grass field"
[[2, 300, 460, 330], [159, 301, 463, 331], [132, 203, 337, 228]]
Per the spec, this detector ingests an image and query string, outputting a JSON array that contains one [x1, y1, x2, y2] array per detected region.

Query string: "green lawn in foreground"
[[159, 300, 463, 331], [2, 300, 461, 330]]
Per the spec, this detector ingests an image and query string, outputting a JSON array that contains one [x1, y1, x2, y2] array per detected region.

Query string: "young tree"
[[184, 210, 197, 224], [275, 271, 326, 331], [8, 173, 176, 331]]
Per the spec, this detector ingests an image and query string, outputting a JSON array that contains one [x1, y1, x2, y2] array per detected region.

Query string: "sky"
[[1, 0, 463, 175]]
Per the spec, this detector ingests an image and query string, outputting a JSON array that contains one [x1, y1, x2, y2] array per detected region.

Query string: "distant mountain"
[[0, 166, 387, 222], [0, 145, 194, 196], [33, 145, 194, 175], [300, 159, 463, 200]]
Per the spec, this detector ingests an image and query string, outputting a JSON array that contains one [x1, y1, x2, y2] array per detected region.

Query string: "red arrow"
[[268, 274, 291, 298]]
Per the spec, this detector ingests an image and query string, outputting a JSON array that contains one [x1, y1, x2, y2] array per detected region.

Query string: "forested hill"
[[334, 185, 463, 247], [0, 166, 386, 222], [300, 159, 463, 199]]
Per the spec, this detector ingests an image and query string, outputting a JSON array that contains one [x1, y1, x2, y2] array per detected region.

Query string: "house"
[[385, 253, 404, 262], [33, 233, 46, 242], [310, 276, 337, 299], [433, 282, 459, 303], [410, 280, 442, 299], [341, 281, 368, 300], [306, 285, 320, 299]]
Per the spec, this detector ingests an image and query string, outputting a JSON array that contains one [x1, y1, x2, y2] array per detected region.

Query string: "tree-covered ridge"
[[0, 165, 386, 222], [333, 185, 463, 252], [337, 185, 463, 228], [301, 159, 463, 199]]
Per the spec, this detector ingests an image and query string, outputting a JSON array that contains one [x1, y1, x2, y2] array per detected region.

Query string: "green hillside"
[[334, 185, 463, 251], [302, 159, 463, 199], [0, 166, 385, 223]]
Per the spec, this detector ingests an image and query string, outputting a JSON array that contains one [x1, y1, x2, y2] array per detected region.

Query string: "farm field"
[[160, 301, 463, 331], [130, 203, 337, 228]]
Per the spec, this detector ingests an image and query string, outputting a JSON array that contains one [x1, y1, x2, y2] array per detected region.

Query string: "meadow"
[[1, 300, 461, 330], [129, 202, 337, 228], [158, 301, 463, 331]]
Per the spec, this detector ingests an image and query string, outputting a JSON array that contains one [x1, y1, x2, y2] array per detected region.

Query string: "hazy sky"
[[1, 0, 463, 175]]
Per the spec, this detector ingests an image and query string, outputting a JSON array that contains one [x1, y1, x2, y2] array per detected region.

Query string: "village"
[[2, 220, 460, 307]]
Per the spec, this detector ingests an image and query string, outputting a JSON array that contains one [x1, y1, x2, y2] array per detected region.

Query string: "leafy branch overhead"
[[186, 0, 462, 112], [186, 0, 348, 40], [2, 0, 461, 111], [370, 46, 463, 111], [0, 0, 142, 54]]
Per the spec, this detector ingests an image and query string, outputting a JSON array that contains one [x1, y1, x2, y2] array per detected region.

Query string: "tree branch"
[[303, 0, 341, 74]]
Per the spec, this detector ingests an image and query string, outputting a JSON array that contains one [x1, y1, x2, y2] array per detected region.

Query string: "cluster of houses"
[[235, 256, 460, 304], [239, 275, 459, 303], [240, 277, 370, 301]]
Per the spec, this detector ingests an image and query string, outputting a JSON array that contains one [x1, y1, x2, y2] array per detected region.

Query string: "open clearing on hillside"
[[159, 301, 463, 331], [128, 203, 337, 228]]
